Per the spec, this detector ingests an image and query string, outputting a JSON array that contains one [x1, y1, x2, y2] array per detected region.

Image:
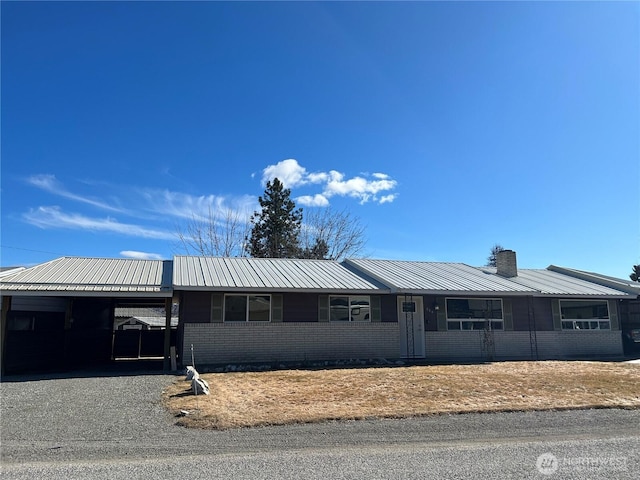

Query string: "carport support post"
[[164, 298, 171, 372], [1, 296, 11, 378]]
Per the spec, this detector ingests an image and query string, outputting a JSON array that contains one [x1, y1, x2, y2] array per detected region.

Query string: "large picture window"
[[224, 295, 271, 322], [446, 298, 503, 330], [329, 296, 370, 322], [560, 300, 610, 330]]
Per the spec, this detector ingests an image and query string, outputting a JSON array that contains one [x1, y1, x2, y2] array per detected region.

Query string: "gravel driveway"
[[1, 371, 175, 442]]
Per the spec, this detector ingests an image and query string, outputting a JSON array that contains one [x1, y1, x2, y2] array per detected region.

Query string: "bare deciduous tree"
[[175, 207, 249, 257], [174, 189, 368, 261], [300, 208, 367, 261]]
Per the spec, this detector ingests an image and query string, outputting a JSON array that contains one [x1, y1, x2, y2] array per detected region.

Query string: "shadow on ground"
[[1, 359, 178, 383]]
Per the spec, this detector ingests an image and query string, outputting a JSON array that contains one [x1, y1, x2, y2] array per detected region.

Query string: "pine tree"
[[630, 265, 640, 282], [246, 178, 303, 258], [486, 244, 505, 267]]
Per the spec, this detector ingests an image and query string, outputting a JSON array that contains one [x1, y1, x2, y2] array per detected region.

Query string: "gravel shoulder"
[[2, 370, 640, 467]]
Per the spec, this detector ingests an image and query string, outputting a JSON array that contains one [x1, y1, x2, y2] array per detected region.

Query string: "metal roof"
[[117, 316, 179, 328], [1, 256, 633, 299], [0, 257, 173, 297], [0, 267, 26, 278], [477, 267, 634, 297], [504, 268, 633, 297], [343, 259, 535, 294], [133, 316, 179, 328], [346, 259, 633, 298], [114, 307, 178, 318], [173, 256, 386, 293], [547, 266, 640, 296]]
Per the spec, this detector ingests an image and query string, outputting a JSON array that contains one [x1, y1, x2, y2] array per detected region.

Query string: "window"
[[560, 300, 610, 330], [329, 296, 370, 322], [446, 298, 503, 330], [7, 315, 35, 331], [224, 295, 271, 322]]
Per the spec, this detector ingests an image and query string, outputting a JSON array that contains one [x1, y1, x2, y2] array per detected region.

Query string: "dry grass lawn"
[[162, 361, 640, 430]]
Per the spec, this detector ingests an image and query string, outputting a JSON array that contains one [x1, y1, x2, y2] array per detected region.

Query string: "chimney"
[[496, 249, 518, 277]]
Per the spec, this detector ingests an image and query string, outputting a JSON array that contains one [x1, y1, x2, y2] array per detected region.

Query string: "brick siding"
[[425, 330, 623, 361], [183, 323, 623, 365], [183, 322, 399, 365]]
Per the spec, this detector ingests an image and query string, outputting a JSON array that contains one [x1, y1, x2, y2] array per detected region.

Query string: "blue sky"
[[1, 1, 638, 278]]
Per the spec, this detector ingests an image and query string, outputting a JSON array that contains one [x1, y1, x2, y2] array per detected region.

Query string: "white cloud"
[[307, 172, 329, 183], [23, 206, 176, 240], [261, 159, 327, 188], [261, 159, 398, 206], [372, 173, 390, 180], [296, 194, 330, 207], [262, 159, 307, 188], [27, 174, 124, 213], [120, 250, 165, 260], [323, 170, 398, 204]]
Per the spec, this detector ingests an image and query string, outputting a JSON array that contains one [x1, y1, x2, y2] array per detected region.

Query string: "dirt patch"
[[162, 361, 640, 429]]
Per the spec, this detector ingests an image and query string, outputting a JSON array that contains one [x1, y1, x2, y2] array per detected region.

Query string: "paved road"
[[1, 371, 638, 479]]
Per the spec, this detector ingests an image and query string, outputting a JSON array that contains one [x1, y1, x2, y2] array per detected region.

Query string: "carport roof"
[[173, 256, 387, 293], [0, 257, 173, 297]]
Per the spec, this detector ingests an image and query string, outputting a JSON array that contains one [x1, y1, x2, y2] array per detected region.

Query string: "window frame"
[[445, 297, 504, 331], [223, 294, 272, 322], [329, 295, 371, 322], [559, 299, 610, 331]]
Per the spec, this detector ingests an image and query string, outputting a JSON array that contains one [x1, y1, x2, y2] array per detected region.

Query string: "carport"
[[1, 257, 175, 376]]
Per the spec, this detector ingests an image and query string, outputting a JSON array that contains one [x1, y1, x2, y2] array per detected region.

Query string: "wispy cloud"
[[21, 160, 395, 244], [27, 174, 124, 213], [142, 189, 256, 222], [120, 250, 165, 260], [24, 174, 257, 230], [262, 159, 398, 205], [23, 206, 176, 240]]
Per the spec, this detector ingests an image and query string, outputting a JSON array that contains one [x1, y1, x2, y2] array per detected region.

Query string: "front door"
[[398, 295, 426, 358]]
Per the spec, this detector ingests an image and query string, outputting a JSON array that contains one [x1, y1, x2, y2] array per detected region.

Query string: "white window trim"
[[223, 294, 272, 322], [445, 297, 504, 331], [329, 295, 371, 322], [559, 299, 610, 331]]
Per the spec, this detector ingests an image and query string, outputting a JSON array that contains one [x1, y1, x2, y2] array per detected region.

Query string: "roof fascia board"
[[173, 286, 390, 294], [393, 289, 534, 297], [393, 290, 630, 299], [531, 292, 630, 299], [0, 290, 173, 298]]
